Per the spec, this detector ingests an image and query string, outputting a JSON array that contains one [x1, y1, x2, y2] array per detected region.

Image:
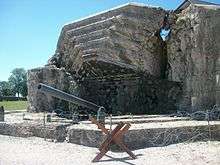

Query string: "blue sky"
[[0, 0, 220, 81]]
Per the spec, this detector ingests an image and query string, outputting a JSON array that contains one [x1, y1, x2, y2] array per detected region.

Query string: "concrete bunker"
[[27, 1, 220, 116]]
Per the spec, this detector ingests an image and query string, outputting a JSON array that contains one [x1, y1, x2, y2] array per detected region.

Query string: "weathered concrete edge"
[[67, 124, 220, 149], [0, 122, 219, 150], [0, 122, 70, 142]]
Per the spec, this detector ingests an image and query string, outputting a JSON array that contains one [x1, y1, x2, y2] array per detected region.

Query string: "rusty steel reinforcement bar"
[[37, 83, 101, 111]]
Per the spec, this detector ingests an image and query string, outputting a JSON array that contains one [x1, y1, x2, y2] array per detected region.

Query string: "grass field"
[[0, 101, 27, 111]]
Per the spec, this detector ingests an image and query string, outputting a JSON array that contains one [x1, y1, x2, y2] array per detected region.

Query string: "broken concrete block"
[[167, 4, 220, 111]]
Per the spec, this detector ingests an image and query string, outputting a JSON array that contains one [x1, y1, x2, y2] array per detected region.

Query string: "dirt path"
[[0, 135, 219, 165]]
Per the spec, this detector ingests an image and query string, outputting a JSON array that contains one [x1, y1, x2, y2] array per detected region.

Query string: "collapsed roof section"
[[49, 3, 167, 78]]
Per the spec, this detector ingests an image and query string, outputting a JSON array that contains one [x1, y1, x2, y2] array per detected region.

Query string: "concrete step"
[[74, 37, 113, 51], [82, 48, 98, 55], [71, 15, 153, 46], [63, 4, 164, 32], [62, 4, 147, 32], [81, 45, 137, 65], [82, 53, 98, 59], [82, 47, 120, 60], [72, 28, 111, 45], [74, 30, 141, 53], [66, 16, 120, 37]]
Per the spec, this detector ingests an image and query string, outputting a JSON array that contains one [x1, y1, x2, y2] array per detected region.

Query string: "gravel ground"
[[0, 135, 220, 165]]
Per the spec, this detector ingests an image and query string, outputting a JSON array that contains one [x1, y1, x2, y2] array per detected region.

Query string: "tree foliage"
[[8, 68, 27, 97], [0, 81, 15, 96]]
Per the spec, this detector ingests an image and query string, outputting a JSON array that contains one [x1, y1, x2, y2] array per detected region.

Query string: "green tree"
[[0, 81, 15, 96], [8, 68, 27, 97]]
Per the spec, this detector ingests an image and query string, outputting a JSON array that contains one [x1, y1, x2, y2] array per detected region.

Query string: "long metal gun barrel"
[[37, 83, 100, 111]]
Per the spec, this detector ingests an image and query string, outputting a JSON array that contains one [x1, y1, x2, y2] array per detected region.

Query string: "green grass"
[[0, 101, 27, 111]]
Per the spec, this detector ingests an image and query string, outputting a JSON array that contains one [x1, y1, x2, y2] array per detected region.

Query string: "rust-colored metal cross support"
[[89, 117, 136, 162]]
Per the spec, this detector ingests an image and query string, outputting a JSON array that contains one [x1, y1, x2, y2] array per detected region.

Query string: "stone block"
[[0, 106, 4, 122]]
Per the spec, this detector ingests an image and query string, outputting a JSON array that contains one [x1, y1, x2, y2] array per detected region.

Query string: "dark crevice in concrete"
[[158, 12, 172, 80]]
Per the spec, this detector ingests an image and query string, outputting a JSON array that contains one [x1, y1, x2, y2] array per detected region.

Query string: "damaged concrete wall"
[[27, 65, 76, 112], [27, 67, 182, 115], [49, 4, 166, 77], [28, 3, 177, 114], [81, 73, 182, 114], [167, 4, 220, 111]]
